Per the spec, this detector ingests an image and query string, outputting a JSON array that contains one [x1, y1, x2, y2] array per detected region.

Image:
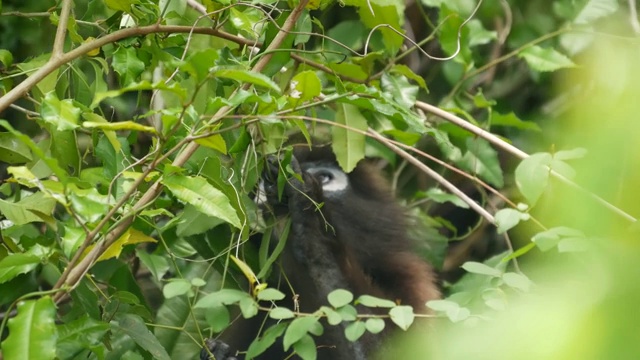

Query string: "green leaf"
[[194, 289, 252, 308], [111, 45, 145, 85], [532, 226, 586, 252], [292, 334, 317, 360], [491, 112, 541, 132], [289, 70, 322, 105], [554, 148, 587, 161], [211, 67, 281, 93], [3, 297, 57, 360], [40, 92, 81, 131], [365, 318, 386, 334], [345, 321, 366, 341], [91, 80, 187, 108], [515, 153, 552, 205], [381, 72, 419, 109], [327, 289, 354, 308], [494, 208, 527, 234], [332, 103, 367, 172], [246, 323, 288, 359], [0, 132, 32, 163], [162, 174, 241, 228], [0, 192, 56, 226], [461, 261, 502, 277], [343, 0, 405, 53], [204, 305, 230, 332], [283, 317, 320, 351], [69, 185, 112, 223], [257, 288, 286, 301], [83, 120, 157, 134], [162, 279, 192, 299], [518, 46, 576, 72], [240, 297, 260, 319], [574, 0, 618, 24], [111, 313, 171, 360], [458, 138, 504, 188], [320, 306, 342, 325], [390, 64, 427, 89], [502, 272, 533, 292], [269, 307, 295, 320], [56, 315, 109, 359], [0, 49, 14, 67], [356, 295, 396, 308], [426, 299, 470, 323], [336, 304, 358, 322], [389, 305, 415, 331], [421, 187, 469, 208], [0, 247, 44, 284]]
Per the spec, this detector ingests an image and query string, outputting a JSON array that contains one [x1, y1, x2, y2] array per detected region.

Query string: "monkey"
[[201, 141, 440, 360]]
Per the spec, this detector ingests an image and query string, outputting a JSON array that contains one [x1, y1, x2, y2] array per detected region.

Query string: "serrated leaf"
[[574, 0, 618, 24], [211, 67, 281, 93], [345, 321, 367, 342], [461, 261, 502, 277], [41, 92, 81, 131], [162, 174, 241, 228], [283, 317, 320, 351], [381, 72, 419, 109], [327, 289, 354, 308], [3, 297, 57, 360], [495, 208, 527, 234], [111, 45, 145, 85], [389, 305, 415, 331], [332, 103, 367, 172], [269, 307, 295, 320], [0, 192, 56, 226], [515, 153, 552, 205], [518, 46, 576, 72], [111, 313, 171, 360]]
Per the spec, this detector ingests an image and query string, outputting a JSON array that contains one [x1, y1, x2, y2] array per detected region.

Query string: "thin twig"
[[52, 0, 73, 57], [52, 0, 311, 302], [415, 100, 637, 223], [367, 129, 496, 224]]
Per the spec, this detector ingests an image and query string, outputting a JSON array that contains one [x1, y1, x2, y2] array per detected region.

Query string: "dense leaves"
[[0, 0, 638, 359]]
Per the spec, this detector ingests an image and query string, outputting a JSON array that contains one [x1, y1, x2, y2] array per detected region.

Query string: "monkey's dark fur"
[[201, 143, 440, 360]]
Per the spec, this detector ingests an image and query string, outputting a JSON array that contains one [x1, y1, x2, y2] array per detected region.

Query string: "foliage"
[[0, 0, 639, 359]]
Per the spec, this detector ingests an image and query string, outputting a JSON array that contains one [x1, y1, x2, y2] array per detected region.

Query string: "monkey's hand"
[[200, 339, 238, 360]]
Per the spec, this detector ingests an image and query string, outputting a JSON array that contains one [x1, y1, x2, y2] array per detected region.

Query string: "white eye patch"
[[304, 165, 349, 194]]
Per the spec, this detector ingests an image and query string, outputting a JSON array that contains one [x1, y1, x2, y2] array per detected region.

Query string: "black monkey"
[[201, 143, 440, 359]]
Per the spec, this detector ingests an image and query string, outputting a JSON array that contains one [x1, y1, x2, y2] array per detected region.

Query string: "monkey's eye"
[[316, 171, 334, 185]]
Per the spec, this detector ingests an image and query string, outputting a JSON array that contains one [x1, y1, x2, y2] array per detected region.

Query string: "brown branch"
[[52, 0, 310, 302], [52, 0, 73, 57]]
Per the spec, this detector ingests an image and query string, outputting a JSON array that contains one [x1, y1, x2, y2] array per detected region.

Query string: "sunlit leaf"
[[3, 297, 57, 360], [162, 174, 241, 228], [389, 305, 415, 331], [518, 46, 576, 72]]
